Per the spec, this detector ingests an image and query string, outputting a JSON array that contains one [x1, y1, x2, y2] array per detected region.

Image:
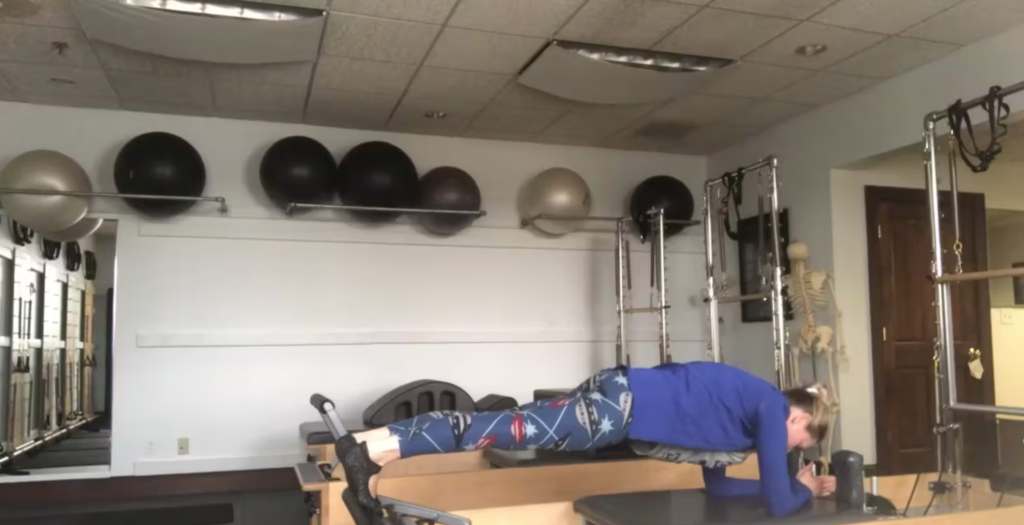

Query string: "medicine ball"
[[629, 175, 694, 242], [114, 132, 206, 217], [336, 141, 418, 222], [417, 166, 481, 235], [521, 167, 591, 236], [259, 136, 335, 211], [0, 150, 92, 233]]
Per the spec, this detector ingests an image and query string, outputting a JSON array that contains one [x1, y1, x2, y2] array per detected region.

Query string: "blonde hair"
[[783, 382, 834, 441]]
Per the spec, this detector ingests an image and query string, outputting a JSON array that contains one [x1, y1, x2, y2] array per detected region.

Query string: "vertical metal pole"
[[924, 119, 958, 481], [657, 209, 670, 364], [615, 220, 628, 367], [704, 182, 721, 362], [767, 158, 788, 389]]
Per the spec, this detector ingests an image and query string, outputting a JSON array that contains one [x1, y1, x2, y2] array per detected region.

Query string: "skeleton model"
[[783, 242, 845, 459]]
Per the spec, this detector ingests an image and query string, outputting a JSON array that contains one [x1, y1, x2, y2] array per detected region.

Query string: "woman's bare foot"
[[354, 429, 401, 497]]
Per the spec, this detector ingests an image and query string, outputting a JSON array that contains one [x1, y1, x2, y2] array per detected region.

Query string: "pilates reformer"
[[917, 81, 1024, 512], [703, 156, 790, 389]]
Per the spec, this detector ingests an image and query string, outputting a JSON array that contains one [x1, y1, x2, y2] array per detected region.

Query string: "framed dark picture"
[[1014, 262, 1024, 305], [738, 209, 794, 323]]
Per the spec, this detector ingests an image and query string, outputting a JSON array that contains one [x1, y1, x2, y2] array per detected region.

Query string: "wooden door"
[[866, 186, 996, 476]]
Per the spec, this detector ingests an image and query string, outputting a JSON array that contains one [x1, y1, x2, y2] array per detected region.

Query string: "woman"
[[342, 361, 836, 518]]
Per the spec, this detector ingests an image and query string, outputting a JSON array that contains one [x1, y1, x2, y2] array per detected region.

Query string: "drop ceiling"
[[2, 0, 1024, 155]]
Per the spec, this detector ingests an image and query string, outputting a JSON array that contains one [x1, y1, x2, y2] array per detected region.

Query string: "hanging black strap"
[[85, 251, 97, 280], [947, 85, 1010, 173], [65, 241, 82, 272], [42, 238, 62, 261], [9, 220, 34, 246], [720, 169, 746, 241]]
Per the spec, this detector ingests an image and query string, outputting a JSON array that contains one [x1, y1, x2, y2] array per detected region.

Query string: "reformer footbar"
[[308, 394, 471, 525]]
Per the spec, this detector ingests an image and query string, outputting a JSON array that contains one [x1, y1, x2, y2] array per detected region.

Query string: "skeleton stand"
[[922, 81, 1024, 510], [703, 156, 790, 389]]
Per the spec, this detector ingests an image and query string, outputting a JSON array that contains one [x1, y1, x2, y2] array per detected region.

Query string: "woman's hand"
[[796, 464, 835, 497]]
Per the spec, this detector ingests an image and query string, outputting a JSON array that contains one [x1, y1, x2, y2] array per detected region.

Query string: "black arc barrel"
[[628, 175, 694, 242], [417, 166, 481, 235], [336, 141, 418, 222], [260, 136, 335, 211], [114, 132, 206, 217]]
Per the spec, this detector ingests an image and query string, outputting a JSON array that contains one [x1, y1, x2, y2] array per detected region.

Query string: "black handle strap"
[[720, 169, 745, 241], [947, 85, 1010, 173]]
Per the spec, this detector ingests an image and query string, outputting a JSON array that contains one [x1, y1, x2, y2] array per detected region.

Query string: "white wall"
[[988, 220, 1024, 306], [0, 101, 708, 477], [710, 23, 1024, 464]]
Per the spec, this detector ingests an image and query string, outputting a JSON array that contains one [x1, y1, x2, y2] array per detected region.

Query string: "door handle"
[[968, 347, 981, 361]]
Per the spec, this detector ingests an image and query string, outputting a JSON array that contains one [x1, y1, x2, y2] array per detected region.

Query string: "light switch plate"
[[177, 437, 189, 455], [1001, 310, 1015, 325]]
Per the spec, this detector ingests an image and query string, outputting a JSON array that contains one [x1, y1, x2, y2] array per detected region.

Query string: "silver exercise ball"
[[0, 150, 92, 232], [41, 217, 104, 242], [521, 167, 591, 236]]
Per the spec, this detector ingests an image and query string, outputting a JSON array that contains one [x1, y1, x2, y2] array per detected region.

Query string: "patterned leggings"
[[387, 368, 634, 458]]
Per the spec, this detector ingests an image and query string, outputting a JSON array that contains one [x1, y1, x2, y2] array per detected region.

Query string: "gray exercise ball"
[[521, 167, 591, 236], [41, 217, 104, 242], [0, 150, 92, 232]]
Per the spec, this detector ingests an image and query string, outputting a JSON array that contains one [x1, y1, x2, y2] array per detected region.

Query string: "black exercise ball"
[[260, 136, 335, 212], [114, 132, 206, 217], [417, 166, 481, 235], [629, 175, 695, 242], [336, 141, 418, 222]]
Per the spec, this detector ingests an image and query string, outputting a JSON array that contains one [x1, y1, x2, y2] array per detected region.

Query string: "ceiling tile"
[[556, 0, 701, 49], [745, 22, 887, 69], [702, 62, 812, 98], [769, 71, 878, 105], [461, 128, 539, 142], [217, 108, 304, 124], [610, 118, 702, 151], [654, 8, 797, 59], [426, 27, 545, 73], [120, 100, 212, 117], [213, 82, 307, 115], [322, 13, 441, 64], [672, 123, 761, 154], [902, 0, 1024, 46], [208, 62, 313, 87], [493, 82, 590, 110], [405, 67, 510, 105], [469, 105, 566, 134], [539, 104, 655, 138], [388, 98, 479, 134], [0, 70, 16, 95], [0, 23, 99, 68], [813, 0, 962, 35], [651, 94, 752, 123], [448, 0, 587, 37], [709, 0, 839, 19], [531, 134, 599, 147], [0, 0, 78, 28], [0, 62, 115, 102], [725, 99, 811, 127], [313, 56, 416, 94], [91, 41, 209, 79], [331, 0, 458, 23], [27, 92, 120, 109], [108, 71, 213, 109], [306, 87, 400, 129], [667, 0, 712, 5], [830, 36, 958, 78]]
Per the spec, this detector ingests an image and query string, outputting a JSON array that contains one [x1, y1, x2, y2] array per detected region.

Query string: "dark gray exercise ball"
[[629, 175, 694, 242], [0, 150, 92, 233], [114, 131, 206, 217], [417, 166, 482, 235], [259, 136, 335, 212], [336, 141, 418, 222]]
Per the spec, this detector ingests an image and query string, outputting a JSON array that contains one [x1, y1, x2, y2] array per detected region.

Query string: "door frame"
[[864, 185, 995, 475]]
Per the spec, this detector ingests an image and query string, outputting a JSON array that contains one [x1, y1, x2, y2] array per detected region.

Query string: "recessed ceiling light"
[[424, 111, 447, 120], [794, 43, 828, 57], [119, 0, 323, 21]]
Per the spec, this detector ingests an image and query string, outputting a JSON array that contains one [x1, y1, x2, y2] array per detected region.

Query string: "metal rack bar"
[[656, 209, 670, 364], [766, 157, 787, 390], [703, 176, 720, 363], [925, 80, 1024, 123], [933, 267, 1024, 283], [715, 291, 771, 304], [520, 214, 700, 228], [286, 202, 487, 217], [951, 403, 1024, 416], [0, 413, 99, 468], [0, 188, 229, 214]]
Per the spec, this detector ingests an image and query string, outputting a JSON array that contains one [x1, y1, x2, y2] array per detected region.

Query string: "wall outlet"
[[145, 441, 156, 456], [1001, 310, 1015, 325], [177, 437, 189, 455]]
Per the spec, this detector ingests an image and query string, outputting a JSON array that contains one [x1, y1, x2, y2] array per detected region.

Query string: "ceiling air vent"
[[72, 0, 325, 64], [517, 41, 734, 106]]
